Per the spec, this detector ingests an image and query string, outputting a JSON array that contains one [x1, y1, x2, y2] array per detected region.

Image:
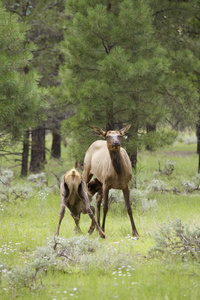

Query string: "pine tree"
[[59, 0, 172, 167], [151, 0, 199, 128], [3, 0, 66, 173], [0, 3, 42, 147], [151, 0, 200, 170]]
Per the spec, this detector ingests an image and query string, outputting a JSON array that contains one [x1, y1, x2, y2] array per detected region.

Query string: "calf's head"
[[93, 124, 131, 152]]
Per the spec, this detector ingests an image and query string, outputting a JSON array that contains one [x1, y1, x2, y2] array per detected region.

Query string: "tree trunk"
[[129, 151, 137, 170], [51, 131, 61, 159], [30, 126, 46, 173], [197, 123, 200, 174], [128, 115, 138, 170], [106, 99, 114, 131], [196, 123, 200, 155], [196, 109, 200, 173], [21, 130, 30, 177], [146, 123, 156, 151]]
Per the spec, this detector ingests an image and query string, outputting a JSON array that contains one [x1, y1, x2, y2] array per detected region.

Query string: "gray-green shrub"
[[149, 219, 200, 262]]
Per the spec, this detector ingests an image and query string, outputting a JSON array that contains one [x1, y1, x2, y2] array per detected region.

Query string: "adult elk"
[[55, 168, 105, 238], [83, 125, 139, 237]]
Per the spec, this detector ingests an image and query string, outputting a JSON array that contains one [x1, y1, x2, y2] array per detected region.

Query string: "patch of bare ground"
[[162, 151, 196, 157], [139, 150, 197, 157]]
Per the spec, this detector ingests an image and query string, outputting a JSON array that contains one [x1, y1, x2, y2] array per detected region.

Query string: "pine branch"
[[43, 1, 64, 11]]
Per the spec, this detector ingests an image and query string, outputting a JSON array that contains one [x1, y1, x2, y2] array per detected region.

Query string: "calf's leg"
[[71, 213, 82, 233], [85, 204, 106, 238], [55, 206, 65, 236], [88, 205, 96, 234]]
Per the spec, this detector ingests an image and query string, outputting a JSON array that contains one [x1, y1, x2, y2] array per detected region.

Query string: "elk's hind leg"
[[71, 213, 82, 234], [55, 206, 65, 236]]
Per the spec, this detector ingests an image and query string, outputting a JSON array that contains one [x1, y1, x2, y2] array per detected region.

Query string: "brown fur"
[[55, 168, 105, 238], [82, 125, 139, 237]]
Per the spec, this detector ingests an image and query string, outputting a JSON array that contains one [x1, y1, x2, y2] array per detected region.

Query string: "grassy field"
[[1, 136, 200, 299]]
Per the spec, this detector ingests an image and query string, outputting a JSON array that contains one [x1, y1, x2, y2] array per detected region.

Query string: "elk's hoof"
[[132, 231, 139, 239], [99, 230, 106, 239], [88, 227, 95, 235], [100, 233, 106, 239]]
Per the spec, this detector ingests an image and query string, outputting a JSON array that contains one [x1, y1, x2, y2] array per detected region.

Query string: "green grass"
[[1, 138, 200, 299]]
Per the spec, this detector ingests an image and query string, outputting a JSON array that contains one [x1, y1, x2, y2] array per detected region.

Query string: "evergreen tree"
[[151, 0, 200, 170], [3, 0, 66, 172], [59, 0, 173, 167], [151, 0, 199, 127], [0, 3, 42, 149]]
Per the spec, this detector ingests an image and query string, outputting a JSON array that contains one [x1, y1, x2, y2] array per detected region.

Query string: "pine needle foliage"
[[59, 0, 172, 161], [151, 0, 200, 128], [0, 3, 43, 142]]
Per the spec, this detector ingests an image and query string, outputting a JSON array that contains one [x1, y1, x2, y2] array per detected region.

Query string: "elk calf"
[[55, 168, 105, 238]]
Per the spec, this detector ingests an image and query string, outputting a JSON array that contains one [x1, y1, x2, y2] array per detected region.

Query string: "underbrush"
[[1, 140, 200, 299]]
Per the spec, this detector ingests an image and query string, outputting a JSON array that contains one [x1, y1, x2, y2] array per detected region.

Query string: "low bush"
[[149, 219, 200, 262]]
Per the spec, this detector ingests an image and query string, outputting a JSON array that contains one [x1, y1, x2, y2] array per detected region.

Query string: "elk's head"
[[93, 124, 131, 153]]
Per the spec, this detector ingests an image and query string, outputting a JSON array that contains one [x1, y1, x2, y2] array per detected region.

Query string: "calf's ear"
[[63, 179, 70, 198], [78, 179, 87, 199]]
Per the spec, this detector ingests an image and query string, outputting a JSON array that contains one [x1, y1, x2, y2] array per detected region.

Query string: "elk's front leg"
[[96, 189, 102, 226], [101, 187, 109, 233], [123, 186, 139, 237]]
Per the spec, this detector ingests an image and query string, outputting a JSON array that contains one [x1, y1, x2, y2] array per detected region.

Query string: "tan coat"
[[82, 125, 139, 237], [55, 168, 105, 238]]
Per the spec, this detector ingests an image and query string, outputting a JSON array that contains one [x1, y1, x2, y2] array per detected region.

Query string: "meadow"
[[0, 134, 200, 300]]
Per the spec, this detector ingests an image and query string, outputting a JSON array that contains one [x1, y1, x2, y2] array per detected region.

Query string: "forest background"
[[1, 1, 200, 299], [0, 0, 200, 175]]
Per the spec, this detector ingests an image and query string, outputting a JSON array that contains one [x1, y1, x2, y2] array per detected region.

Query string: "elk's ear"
[[119, 124, 131, 136], [93, 126, 106, 138]]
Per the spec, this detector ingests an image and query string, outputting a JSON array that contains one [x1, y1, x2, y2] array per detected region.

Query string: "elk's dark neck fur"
[[110, 150, 123, 176]]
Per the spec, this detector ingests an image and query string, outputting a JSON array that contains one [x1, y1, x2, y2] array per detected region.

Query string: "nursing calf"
[[55, 168, 105, 238]]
